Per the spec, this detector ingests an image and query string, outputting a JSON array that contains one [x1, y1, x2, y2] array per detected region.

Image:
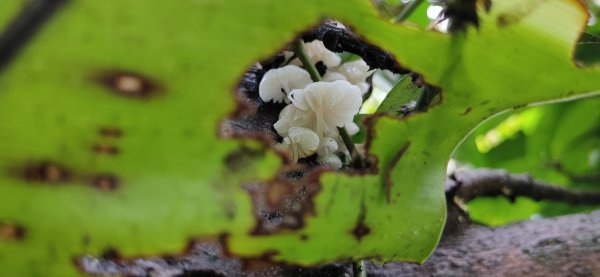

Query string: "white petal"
[[336, 60, 373, 84], [274, 104, 309, 137], [294, 40, 341, 68], [259, 65, 312, 103], [318, 153, 343, 169], [317, 136, 338, 156], [345, 122, 360, 136], [322, 72, 347, 82], [357, 82, 370, 94], [289, 127, 319, 152], [283, 127, 320, 161]]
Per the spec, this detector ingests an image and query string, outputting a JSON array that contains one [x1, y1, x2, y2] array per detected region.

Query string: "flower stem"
[[293, 39, 367, 168], [293, 39, 321, 82], [338, 126, 366, 168]]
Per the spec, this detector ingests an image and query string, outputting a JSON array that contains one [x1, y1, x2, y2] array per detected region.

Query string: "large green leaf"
[[0, 0, 599, 275]]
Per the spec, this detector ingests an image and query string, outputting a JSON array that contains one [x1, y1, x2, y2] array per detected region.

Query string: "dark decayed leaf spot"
[[351, 200, 370, 241], [224, 145, 266, 171], [240, 250, 279, 272], [22, 161, 70, 183], [93, 70, 163, 99], [0, 222, 26, 240], [100, 247, 121, 260], [352, 221, 370, 241], [98, 127, 123, 138], [459, 107, 472, 116], [383, 141, 411, 203], [92, 144, 119, 155], [91, 175, 119, 191]]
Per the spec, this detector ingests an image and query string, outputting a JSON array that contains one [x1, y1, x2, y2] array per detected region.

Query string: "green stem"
[[293, 39, 321, 82], [338, 126, 366, 168], [293, 39, 367, 168], [352, 260, 367, 277], [393, 0, 425, 23]]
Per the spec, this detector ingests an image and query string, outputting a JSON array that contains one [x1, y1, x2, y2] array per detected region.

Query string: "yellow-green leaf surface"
[[0, 0, 599, 275]]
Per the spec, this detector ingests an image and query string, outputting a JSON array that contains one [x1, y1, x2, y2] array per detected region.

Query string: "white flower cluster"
[[259, 40, 373, 168]]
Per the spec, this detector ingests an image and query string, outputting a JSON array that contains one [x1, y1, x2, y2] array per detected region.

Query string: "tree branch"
[[302, 21, 409, 74], [367, 210, 600, 277], [448, 168, 600, 205]]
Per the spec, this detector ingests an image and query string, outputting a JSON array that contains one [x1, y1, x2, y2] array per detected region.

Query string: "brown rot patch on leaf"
[[98, 127, 123, 138], [0, 222, 26, 241], [239, 250, 280, 272], [93, 70, 164, 99], [91, 175, 120, 191], [246, 167, 325, 235], [383, 141, 411, 203], [93, 144, 119, 155], [224, 145, 267, 171], [19, 161, 71, 184]]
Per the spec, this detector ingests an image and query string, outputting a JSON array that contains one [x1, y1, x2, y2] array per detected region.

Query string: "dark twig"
[[0, 0, 67, 72], [303, 21, 409, 74], [449, 168, 600, 205]]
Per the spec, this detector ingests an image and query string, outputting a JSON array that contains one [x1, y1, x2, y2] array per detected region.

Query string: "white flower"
[[287, 80, 362, 137], [292, 40, 341, 68], [279, 127, 320, 161], [258, 65, 312, 104], [323, 60, 373, 94]]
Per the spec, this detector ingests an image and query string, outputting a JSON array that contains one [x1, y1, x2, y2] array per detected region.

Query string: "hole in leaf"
[[221, 20, 442, 235]]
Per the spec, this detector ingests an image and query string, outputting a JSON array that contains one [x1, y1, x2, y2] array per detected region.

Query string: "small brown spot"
[[459, 107, 472, 116], [92, 144, 119, 155], [23, 161, 70, 183], [0, 222, 25, 240], [352, 222, 370, 241], [352, 199, 370, 241], [91, 175, 119, 191], [300, 234, 309, 240], [94, 70, 163, 99], [98, 127, 123, 138]]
